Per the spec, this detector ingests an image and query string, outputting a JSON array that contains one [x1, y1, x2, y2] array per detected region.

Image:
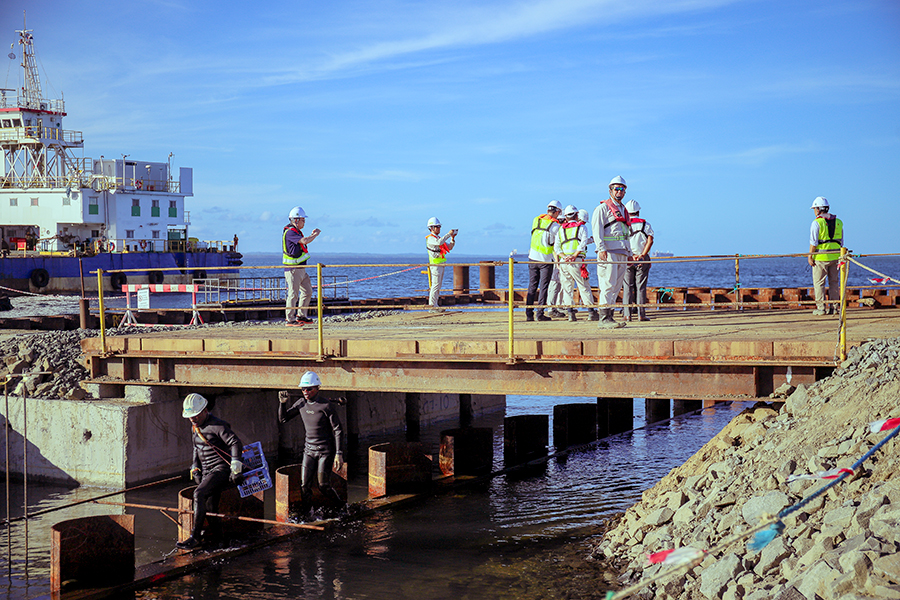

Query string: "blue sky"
[[3, 0, 898, 257]]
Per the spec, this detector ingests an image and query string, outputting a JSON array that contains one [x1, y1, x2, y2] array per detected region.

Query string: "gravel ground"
[[1, 294, 84, 318]]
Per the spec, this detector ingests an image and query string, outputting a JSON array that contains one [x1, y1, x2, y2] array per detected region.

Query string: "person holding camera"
[[177, 393, 244, 550], [425, 217, 457, 312]]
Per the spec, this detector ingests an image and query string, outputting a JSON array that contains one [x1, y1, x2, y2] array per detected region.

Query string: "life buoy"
[[110, 272, 127, 289], [140, 240, 147, 250], [109, 241, 116, 252], [148, 271, 164, 284], [30, 268, 50, 288]]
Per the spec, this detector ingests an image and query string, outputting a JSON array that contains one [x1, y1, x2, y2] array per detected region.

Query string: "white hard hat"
[[182, 393, 208, 418], [625, 200, 641, 213], [563, 204, 578, 217], [547, 200, 563, 211], [289, 206, 307, 219], [427, 217, 441, 228], [577, 209, 589, 222], [299, 371, 322, 388], [609, 176, 627, 188], [810, 197, 829, 209]]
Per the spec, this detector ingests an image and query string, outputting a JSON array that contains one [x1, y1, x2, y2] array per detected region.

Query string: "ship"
[[0, 21, 241, 294]]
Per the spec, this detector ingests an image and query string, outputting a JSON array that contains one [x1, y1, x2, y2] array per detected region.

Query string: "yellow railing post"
[[839, 247, 849, 361], [97, 269, 107, 354], [317, 263, 324, 361], [508, 257, 514, 363]]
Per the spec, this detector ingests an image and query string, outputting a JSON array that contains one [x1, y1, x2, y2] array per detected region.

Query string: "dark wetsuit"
[[279, 396, 343, 497], [189, 414, 243, 541]]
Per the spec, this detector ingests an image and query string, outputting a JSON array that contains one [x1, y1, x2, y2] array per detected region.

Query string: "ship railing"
[[111, 177, 181, 193], [0, 126, 82, 144], [0, 94, 65, 112], [0, 174, 92, 189]]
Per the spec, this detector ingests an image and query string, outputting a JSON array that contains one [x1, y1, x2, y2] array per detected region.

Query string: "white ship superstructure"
[[0, 21, 192, 254]]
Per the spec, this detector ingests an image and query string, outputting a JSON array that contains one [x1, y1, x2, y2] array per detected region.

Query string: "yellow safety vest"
[[426, 234, 449, 265], [531, 214, 557, 257], [559, 222, 585, 256], [814, 216, 843, 262], [282, 226, 309, 266]]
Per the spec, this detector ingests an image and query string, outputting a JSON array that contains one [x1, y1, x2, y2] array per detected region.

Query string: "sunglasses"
[[612, 186, 626, 192]]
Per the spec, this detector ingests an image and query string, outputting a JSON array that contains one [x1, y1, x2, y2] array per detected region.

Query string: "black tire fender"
[[148, 271, 164, 284], [29, 268, 50, 288], [193, 270, 207, 281], [110, 272, 128, 290]]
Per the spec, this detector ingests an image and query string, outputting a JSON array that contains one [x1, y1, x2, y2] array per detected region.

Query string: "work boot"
[[536, 314, 552, 322], [548, 309, 565, 318], [525, 313, 534, 322], [811, 309, 827, 316], [176, 536, 200, 550], [598, 309, 625, 329], [588, 309, 600, 321], [568, 310, 577, 322]]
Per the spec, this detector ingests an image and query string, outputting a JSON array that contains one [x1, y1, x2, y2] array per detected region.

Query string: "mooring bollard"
[[645, 398, 671, 424], [553, 403, 598, 449], [504, 414, 549, 466], [51, 514, 135, 593], [479, 261, 495, 293], [453, 265, 470, 295], [439, 427, 493, 476], [597, 397, 634, 436], [368, 442, 433, 498], [177, 485, 265, 542], [275, 462, 349, 522]]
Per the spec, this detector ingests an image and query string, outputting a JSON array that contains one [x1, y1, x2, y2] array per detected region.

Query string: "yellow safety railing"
[[88, 250, 899, 364]]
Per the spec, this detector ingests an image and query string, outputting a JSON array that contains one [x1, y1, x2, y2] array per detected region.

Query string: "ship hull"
[[0, 251, 242, 294]]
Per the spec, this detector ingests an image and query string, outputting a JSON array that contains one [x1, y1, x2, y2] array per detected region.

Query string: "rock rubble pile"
[[0, 310, 401, 399], [590, 336, 900, 600]]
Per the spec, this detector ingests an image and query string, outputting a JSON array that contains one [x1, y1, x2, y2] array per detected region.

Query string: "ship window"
[[12, 119, 21, 127], [169, 200, 177, 218], [31, 197, 39, 206], [63, 196, 71, 206], [9, 198, 16, 206], [152, 230, 160, 239], [92, 230, 100, 237], [152, 200, 160, 208], [132, 198, 140, 217], [1, 120, 9, 128], [126, 230, 135, 239]]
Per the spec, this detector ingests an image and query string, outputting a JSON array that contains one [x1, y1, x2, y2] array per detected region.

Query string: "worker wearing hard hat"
[[177, 393, 244, 550], [554, 205, 600, 321], [526, 200, 563, 321], [808, 197, 844, 316], [283, 206, 321, 325], [623, 200, 654, 322], [591, 176, 632, 328], [278, 371, 345, 507], [425, 217, 457, 311]]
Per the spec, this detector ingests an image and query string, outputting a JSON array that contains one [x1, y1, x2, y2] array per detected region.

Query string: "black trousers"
[[301, 449, 336, 497], [191, 468, 231, 539], [526, 262, 553, 318]]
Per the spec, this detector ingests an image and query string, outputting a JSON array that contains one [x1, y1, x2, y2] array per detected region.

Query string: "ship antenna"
[[16, 10, 42, 111]]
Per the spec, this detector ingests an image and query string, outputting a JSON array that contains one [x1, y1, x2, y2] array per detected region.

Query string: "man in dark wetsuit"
[[278, 371, 344, 504], [177, 393, 244, 549]]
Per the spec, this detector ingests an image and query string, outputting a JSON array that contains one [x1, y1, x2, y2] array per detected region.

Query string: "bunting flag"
[[786, 467, 854, 483], [869, 417, 900, 433], [647, 547, 705, 567], [748, 521, 785, 552]]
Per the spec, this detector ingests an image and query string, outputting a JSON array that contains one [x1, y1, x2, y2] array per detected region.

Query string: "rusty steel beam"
[[84, 355, 825, 398]]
